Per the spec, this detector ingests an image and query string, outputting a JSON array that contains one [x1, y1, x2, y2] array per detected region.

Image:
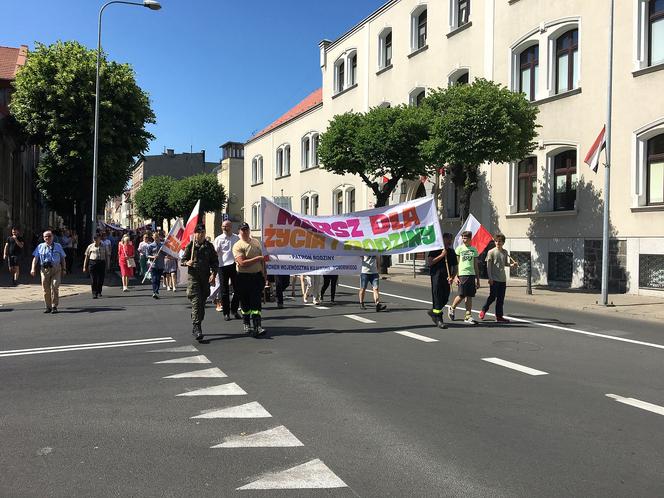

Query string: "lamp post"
[[91, 0, 161, 240]]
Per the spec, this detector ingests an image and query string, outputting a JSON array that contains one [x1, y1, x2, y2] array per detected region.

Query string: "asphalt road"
[[1, 277, 663, 497]]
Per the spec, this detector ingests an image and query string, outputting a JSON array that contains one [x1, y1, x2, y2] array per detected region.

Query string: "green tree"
[[10, 41, 155, 232], [318, 104, 431, 208], [168, 174, 227, 219], [134, 176, 177, 228], [421, 78, 539, 219]]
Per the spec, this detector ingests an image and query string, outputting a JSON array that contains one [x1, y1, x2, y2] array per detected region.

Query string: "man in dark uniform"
[[426, 232, 457, 329], [181, 224, 218, 340]]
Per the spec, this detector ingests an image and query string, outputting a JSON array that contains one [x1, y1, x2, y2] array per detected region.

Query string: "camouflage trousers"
[[187, 276, 210, 325]]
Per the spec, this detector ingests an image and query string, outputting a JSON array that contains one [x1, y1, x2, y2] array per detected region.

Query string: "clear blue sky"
[[3, 0, 386, 163]]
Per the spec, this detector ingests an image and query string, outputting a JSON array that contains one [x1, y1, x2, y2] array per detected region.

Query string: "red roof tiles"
[[0, 45, 28, 81], [248, 88, 322, 143]]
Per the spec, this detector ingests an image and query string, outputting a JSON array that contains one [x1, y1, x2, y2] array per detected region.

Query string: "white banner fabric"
[[265, 254, 362, 275], [261, 195, 443, 256]]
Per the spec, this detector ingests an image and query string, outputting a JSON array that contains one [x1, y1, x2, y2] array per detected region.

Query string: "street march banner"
[[162, 218, 184, 258], [265, 254, 362, 275], [453, 214, 493, 254], [261, 195, 443, 257]]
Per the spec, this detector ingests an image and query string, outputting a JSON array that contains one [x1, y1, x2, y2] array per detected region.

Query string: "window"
[[251, 156, 263, 185], [647, 133, 664, 204], [458, 0, 470, 27], [312, 194, 319, 215], [517, 157, 537, 212], [553, 150, 577, 210], [275, 149, 283, 178], [346, 188, 356, 213], [335, 59, 345, 93], [510, 251, 532, 279], [639, 254, 664, 289], [275, 144, 290, 178], [455, 72, 469, 85], [301, 196, 310, 215], [650, 0, 664, 65], [284, 145, 290, 176], [411, 6, 428, 51], [312, 134, 319, 166], [334, 190, 344, 215], [350, 53, 357, 85], [409, 87, 426, 106], [379, 30, 393, 68], [301, 132, 319, 170], [302, 136, 310, 169], [519, 45, 539, 101], [555, 29, 579, 93], [251, 203, 261, 230], [301, 192, 318, 215], [548, 252, 573, 283]]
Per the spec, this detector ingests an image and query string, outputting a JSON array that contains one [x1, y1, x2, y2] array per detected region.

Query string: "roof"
[[0, 45, 28, 81], [247, 88, 323, 144]]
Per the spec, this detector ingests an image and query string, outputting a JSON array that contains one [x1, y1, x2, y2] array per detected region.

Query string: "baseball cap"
[[239, 222, 250, 230], [194, 224, 206, 233]]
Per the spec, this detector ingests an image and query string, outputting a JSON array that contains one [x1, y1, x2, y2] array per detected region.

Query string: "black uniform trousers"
[[89, 260, 105, 295], [430, 271, 451, 314], [219, 263, 240, 314], [275, 275, 291, 304], [236, 272, 264, 321]]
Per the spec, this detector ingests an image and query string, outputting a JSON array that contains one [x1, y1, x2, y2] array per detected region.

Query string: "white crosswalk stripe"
[[237, 459, 347, 490], [394, 330, 438, 343], [191, 402, 272, 419], [212, 426, 303, 448], [177, 383, 247, 396], [149, 345, 199, 353], [163, 367, 227, 379], [154, 355, 210, 364], [344, 314, 376, 324]]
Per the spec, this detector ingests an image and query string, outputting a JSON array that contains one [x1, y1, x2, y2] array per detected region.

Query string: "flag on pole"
[[584, 125, 606, 173], [179, 199, 201, 254], [162, 218, 184, 258], [453, 214, 493, 254]]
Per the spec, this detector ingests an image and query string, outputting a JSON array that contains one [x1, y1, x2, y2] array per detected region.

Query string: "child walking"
[[479, 233, 517, 322], [449, 231, 480, 324]]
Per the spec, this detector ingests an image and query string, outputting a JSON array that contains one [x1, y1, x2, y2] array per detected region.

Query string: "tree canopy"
[[421, 78, 539, 218], [133, 176, 177, 228], [10, 40, 155, 221], [318, 104, 431, 207], [167, 173, 227, 219]]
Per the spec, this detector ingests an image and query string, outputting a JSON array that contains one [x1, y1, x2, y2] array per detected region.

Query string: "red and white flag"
[[584, 125, 606, 173], [178, 199, 201, 254], [161, 218, 184, 258], [453, 214, 493, 254]]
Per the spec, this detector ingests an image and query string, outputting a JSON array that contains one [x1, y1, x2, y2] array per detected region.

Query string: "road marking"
[[344, 314, 376, 324], [177, 383, 247, 396], [482, 357, 548, 376], [154, 355, 210, 364], [0, 337, 175, 358], [149, 345, 198, 353], [315, 306, 330, 310], [339, 284, 664, 352], [191, 401, 272, 419], [394, 330, 439, 343], [237, 459, 347, 490], [606, 394, 664, 416], [212, 425, 304, 448], [164, 367, 227, 379]]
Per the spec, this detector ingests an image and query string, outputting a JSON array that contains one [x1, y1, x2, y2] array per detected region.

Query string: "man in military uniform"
[[181, 224, 218, 340]]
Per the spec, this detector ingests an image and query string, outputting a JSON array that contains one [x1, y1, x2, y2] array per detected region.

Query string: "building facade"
[[243, 0, 664, 296]]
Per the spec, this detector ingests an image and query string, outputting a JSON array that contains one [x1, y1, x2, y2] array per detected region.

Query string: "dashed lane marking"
[[163, 367, 227, 379], [482, 357, 548, 376], [191, 401, 272, 419], [0, 337, 175, 358], [394, 330, 438, 343], [339, 284, 664, 352], [315, 306, 330, 310], [212, 425, 304, 448], [149, 345, 199, 353], [237, 459, 347, 490], [606, 394, 664, 417], [154, 355, 210, 364], [344, 314, 376, 324], [177, 382, 247, 396]]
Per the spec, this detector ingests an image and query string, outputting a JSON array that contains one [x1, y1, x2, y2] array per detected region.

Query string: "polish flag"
[[453, 214, 493, 254], [178, 199, 201, 253], [584, 125, 606, 173]]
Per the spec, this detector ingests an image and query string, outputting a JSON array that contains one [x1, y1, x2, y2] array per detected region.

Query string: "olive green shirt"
[[182, 240, 218, 281]]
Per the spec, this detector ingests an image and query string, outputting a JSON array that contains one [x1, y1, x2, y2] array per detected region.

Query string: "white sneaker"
[[464, 313, 476, 325]]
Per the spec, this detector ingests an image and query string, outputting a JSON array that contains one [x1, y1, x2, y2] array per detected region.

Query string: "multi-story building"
[[0, 44, 47, 243], [243, 0, 664, 296], [204, 141, 245, 239], [129, 148, 216, 228]]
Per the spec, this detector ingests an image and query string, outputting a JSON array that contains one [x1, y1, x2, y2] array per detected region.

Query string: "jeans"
[[151, 268, 164, 294], [482, 281, 507, 316]]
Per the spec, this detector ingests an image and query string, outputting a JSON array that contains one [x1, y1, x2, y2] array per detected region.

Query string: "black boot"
[[252, 315, 265, 337]]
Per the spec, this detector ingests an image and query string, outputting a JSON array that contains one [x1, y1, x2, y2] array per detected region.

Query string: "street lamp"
[[91, 0, 161, 240]]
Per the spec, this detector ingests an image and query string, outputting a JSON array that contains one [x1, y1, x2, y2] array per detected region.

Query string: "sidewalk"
[[385, 264, 664, 324]]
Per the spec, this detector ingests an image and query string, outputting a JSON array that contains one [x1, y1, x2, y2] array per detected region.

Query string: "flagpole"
[[600, 0, 614, 306]]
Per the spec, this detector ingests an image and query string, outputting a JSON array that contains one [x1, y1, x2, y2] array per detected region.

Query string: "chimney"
[[166, 149, 175, 157], [319, 39, 331, 70]]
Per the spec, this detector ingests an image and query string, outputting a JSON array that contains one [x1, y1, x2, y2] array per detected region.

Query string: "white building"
[[243, 0, 664, 296]]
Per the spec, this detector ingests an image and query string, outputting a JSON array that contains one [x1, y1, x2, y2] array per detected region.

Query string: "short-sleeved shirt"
[[486, 247, 509, 282], [6, 236, 24, 256], [233, 238, 263, 274], [361, 256, 378, 274], [32, 242, 66, 267], [455, 245, 479, 276], [428, 247, 458, 278], [85, 243, 109, 262], [214, 233, 240, 267], [147, 241, 166, 270]]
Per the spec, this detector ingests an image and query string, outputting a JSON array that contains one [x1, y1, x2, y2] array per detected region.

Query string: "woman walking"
[[137, 233, 151, 279], [83, 233, 109, 298], [164, 254, 178, 291], [118, 234, 135, 291]]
